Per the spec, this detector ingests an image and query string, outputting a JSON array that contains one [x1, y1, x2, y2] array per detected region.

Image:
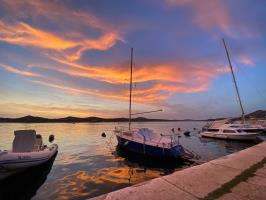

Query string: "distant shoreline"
[[0, 110, 264, 123], [0, 115, 210, 123]]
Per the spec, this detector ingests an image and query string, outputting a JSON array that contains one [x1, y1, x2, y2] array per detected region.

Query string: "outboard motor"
[[49, 134, 55, 143], [35, 134, 43, 149]]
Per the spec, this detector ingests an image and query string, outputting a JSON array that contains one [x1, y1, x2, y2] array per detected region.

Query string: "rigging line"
[[222, 38, 245, 123]]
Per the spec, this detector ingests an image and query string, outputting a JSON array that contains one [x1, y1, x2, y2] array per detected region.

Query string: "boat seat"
[[33, 134, 43, 151], [13, 130, 37, 152]]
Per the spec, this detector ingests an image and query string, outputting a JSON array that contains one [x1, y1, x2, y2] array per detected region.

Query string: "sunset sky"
[[0, 0, 266, 119]]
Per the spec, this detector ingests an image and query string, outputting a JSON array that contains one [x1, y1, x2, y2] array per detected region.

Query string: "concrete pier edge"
[[90, 141, 266, 200]]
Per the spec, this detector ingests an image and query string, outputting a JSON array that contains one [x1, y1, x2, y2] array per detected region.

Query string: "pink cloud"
[[238, 55, 254, 66]]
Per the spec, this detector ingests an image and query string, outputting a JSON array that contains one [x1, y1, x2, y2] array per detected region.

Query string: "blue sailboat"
[[114, 48, 185, 158]]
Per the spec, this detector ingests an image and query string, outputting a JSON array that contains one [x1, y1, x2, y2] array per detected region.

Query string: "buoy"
[[101, 132, 106, 137], [49, 134, 55, 143], [184, 131, 190, 136]]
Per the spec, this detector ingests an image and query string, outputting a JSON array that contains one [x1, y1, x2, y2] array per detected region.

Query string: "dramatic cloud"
[[0, 0, 265, 118], [0, 21, 77, 50], [0, 0, 122, 61], [26, 58, 224, 105]]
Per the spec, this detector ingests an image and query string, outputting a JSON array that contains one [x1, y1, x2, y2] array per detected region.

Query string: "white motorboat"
[[0, 130, 58, 180], [252, 120, 266, 133], [227, 123, 264, 134], [203, 119, 264, 134], [200, 123, 260, 141], [201, 39, 264, 140]]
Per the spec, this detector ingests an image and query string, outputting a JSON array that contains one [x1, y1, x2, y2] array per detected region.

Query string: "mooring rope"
[[183, 147, 201, 160]]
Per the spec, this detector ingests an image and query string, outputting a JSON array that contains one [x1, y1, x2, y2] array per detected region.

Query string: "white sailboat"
[[201, 39, 263, 140], [114, 48, 185, 158]]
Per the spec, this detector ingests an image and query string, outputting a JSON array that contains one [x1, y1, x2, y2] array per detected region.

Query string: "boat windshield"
[[207, 129, 219, 132], [223, 129, 236, 133], [229, 125, 240, 128]]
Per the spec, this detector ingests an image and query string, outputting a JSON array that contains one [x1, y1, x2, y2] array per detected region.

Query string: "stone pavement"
[[217, 162, 266, 200]]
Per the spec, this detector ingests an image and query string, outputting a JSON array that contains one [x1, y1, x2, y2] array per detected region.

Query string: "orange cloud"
[[66, 32, 119, 61], [27, 59, 221, 104], [0, 63, 41, 77], [44, 55, 220, 85], [0, 20, 120, 61], [0, 0, 123, 61], [0, 21, 77, 50]]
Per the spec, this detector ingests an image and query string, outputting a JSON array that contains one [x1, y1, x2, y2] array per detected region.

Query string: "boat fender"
[[49, 134, 55, 143]]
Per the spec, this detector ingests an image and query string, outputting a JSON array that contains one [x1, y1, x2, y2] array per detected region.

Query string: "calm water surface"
[[0, 122, 263, 200]]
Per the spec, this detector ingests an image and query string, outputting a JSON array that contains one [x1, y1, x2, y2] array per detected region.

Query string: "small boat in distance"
[[201, 39, 263, 140], [201, 122, 260, 141], [203, 118, 264, 134], [114, 48, 185, 158], [0, 130, 58, 180]]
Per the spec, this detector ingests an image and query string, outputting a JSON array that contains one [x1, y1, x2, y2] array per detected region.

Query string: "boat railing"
[[114, 126, 138, 132], [160, 133, 179, 147]]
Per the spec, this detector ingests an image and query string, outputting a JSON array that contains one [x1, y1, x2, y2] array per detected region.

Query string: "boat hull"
[[242, 129, 264, 134], [200, 132, 259, 141], [116, 135, 184, 158], [0, 144, 58, 180]]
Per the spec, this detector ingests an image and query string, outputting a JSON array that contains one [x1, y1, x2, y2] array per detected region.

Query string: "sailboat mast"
[[129, 48, 133, 130], [222, 38, 245, 123]]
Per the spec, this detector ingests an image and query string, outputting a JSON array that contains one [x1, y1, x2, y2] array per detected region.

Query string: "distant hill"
[[0, 115, 207, 123], [246, 110, 266, 119], [0, 110, 264, 123]]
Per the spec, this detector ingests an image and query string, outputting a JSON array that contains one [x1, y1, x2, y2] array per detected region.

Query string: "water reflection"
[[199, 136, 261, 154], [0, 122, 263, 200], [0, 153, 57, 200], [115, 145, 195, 175]]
